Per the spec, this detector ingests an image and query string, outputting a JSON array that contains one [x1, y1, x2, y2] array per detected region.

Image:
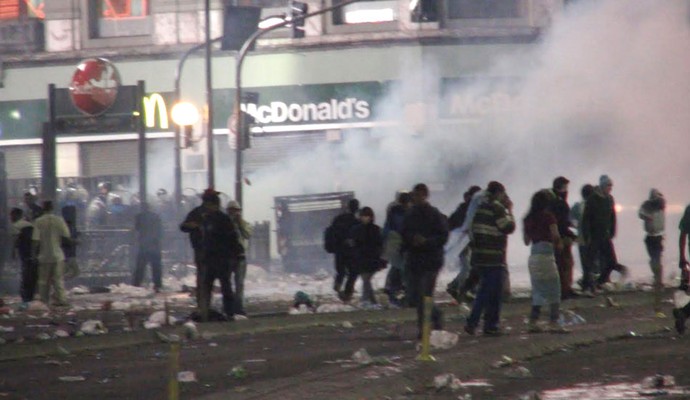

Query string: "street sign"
[[69, 58, 121, 116]]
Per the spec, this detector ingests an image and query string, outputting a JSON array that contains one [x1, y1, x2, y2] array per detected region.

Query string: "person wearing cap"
[[180, 188, 222, 313], [541, 177, 578, 299], [638, 188, 666, 312], [465, 181, 515, 336], [581, 175, 628, 289], [226, 200, 252, 316], [402, 183, 449, 338]]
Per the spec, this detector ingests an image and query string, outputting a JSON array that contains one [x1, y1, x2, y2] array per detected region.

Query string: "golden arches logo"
[[143, 93, 169, 130]]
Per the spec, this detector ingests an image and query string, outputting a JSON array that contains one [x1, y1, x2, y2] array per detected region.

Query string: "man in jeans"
[[465, 181, 515, 336], [10, 208, 37, 308], [132, 204, 164, 292], [401, 183, 449, 339]]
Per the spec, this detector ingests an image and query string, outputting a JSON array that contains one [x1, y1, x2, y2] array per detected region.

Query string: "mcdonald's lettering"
[[143, 93, 169, 129]]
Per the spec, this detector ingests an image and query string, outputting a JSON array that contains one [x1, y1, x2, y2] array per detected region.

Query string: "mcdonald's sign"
[[143, 93, 169, 130]]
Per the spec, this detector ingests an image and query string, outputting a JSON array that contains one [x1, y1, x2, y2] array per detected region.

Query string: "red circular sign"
[[69, 58, 121, 116]]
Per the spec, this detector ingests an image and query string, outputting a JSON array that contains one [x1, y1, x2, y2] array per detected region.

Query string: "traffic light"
[[290, 1, 308, 39], [222, 5, 262, 51]]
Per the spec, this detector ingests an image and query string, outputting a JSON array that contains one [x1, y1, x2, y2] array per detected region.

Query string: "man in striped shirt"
[[465, 181, 515, 336]]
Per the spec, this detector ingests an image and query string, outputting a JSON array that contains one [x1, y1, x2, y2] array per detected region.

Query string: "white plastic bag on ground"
[[80, 320, 107, 335], [316, 303, 356, 313], [433, 373, 462, 390], [429, 330, 459, 350], [177, 371, 197, 383], [674, 291, 690, 308], [352, 348, 373, 364], [147, 310, 177, 326]]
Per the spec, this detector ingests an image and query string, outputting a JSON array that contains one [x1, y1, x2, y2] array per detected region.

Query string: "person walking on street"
[[638, 188, 665, 312], [402, 183, 449, 339], [227, 200, 253, 316], [32, 201, 71, 307], [10, 208, 37, 308], [23, 192, 43, 222], [523, 191, 570, 334], [543, 177, 578, 299], [581, 175, 628, 289], [382, 192, 411, 306], [198, 192, 242, 320], [446, 185, 482, 303], [326, 199, 360, 301], [180, 188, 220, 308], [465, 181, 515, 336], [132, 204, 164, 292], [571, 184, 595, 295], [351, 207, 385, 308], [673, 203, 690, 334]]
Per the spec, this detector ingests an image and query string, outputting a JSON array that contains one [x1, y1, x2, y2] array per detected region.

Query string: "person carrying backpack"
[[326, 199, 360, 299]]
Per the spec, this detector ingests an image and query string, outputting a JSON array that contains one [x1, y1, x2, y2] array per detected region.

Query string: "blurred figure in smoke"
[[382, 191, 411, 306], [581, 175, 628, 289], [542, 177, 578, 299], [638, 189, 665, 311], [326, 199, 360, 301], [132, 203, 163, 292], [464, 181, 515, 336], [350, 206, 385, 308], [674, 203, 690, 334], [402, 183, 449, 338], [22, 191, 42, 222], [108, 194, 129, 227], [155, 188, 176, 228], [10, 208, 37, 308], [61, 205, 80, 280], [571, 184, 596, 296], [226, 200, 252, 316], [32, 201, 72, 307], [87, 182, 113, 227], [446, 185, 482, 303]]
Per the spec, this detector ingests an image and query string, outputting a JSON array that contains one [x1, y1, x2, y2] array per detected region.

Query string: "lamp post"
[[233, 0, 361, 207]]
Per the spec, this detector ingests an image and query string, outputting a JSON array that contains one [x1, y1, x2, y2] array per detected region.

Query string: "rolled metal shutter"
[[81, 141, 138, 177]]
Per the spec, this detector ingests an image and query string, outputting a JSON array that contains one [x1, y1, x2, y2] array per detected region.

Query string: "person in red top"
[[523, 191, 569, 334]]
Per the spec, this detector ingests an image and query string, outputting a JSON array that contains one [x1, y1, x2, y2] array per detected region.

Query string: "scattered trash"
[[59, 376, 86, 382], [35, 332, 52, 341], [209, 342, 218, 347], [352, 348, 373, 365], [80, 320, 107, 335], [289, 304, 312, 315], [342, 321, 354, 329], [26, 301, 49, 313], [69, 286, 90, 295], [505, 366, 533, 379], [0, 326, 14, 333], [234, 314, 248, 321], [229, 366, 247, 379], [605, 296, 620, 308], [155, 331, 180, 343], [560, 310, 587, 326], [316, 303, 356, 313], [147, 311, 177, 326], [430, 330, 459, 350], [177, 371, 197, 383], [243, 359, 267, 363], [183, 321, 199, 339], [492, 355, 515, 368], [54, 329, 70, 338], [519, 390, 542, 400], [143, 321, 161, 330], [57, 345, 71, 355], [641, 374, 675, 389], [433, 373, 463, 391]]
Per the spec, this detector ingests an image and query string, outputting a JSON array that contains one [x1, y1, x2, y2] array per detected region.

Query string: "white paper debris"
[[177, 371, 197, 383], [80, 320, 108, 335], [352, 348, 373, 365], [430, 330, 459, 350]]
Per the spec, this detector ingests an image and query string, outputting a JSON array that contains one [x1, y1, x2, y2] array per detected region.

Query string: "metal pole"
[[137, 80, 147, 207], [205, 0, 215, 188], [234, 0, 361, 207], [43, 84, 57, 202]]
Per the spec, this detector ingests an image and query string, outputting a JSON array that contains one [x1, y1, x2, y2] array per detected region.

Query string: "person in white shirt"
[[32, 200, 71, 306], [638, 188, 665, 312]]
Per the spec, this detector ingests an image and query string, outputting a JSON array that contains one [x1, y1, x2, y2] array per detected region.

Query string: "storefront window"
[[332, 0, 398, 25], [447, 0, 523, 19], [90, 0, 151, 38], [0, 0, 44, 20]]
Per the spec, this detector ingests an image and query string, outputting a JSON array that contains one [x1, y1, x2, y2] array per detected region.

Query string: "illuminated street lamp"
[[171, 101, 200, 127]]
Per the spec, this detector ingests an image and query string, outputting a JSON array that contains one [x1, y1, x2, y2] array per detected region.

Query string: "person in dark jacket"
[[382, 192, 411, 306], [465, 181, 515, 336], [402, 183, 449, 338], [133, 204, 164, 292], [571, 184, 596, 295], [180, 188, 222, 311], [192, 191, 242, 321], [61, 205, 80, 280], [328, 199, 360, 301], [446, 185, 482, 302], [581, 175, 628, 288], [22, 192, 43, 222], [10, 208, 37, 307], [542, 177, 578, 299], [351, 207, 385, 307]]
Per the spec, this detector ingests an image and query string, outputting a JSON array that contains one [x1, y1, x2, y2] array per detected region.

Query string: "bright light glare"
[[258, 17, 285, 29], [171, 102, 200, 127], [614, 204, 624, 213], [344, 9, 395, 24]]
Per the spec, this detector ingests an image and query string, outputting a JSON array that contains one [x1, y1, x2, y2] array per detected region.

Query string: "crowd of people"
[[324, 175, 690, 338]]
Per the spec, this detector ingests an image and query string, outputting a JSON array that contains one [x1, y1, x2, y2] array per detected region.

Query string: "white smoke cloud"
[[220, 0, 690, 281]]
